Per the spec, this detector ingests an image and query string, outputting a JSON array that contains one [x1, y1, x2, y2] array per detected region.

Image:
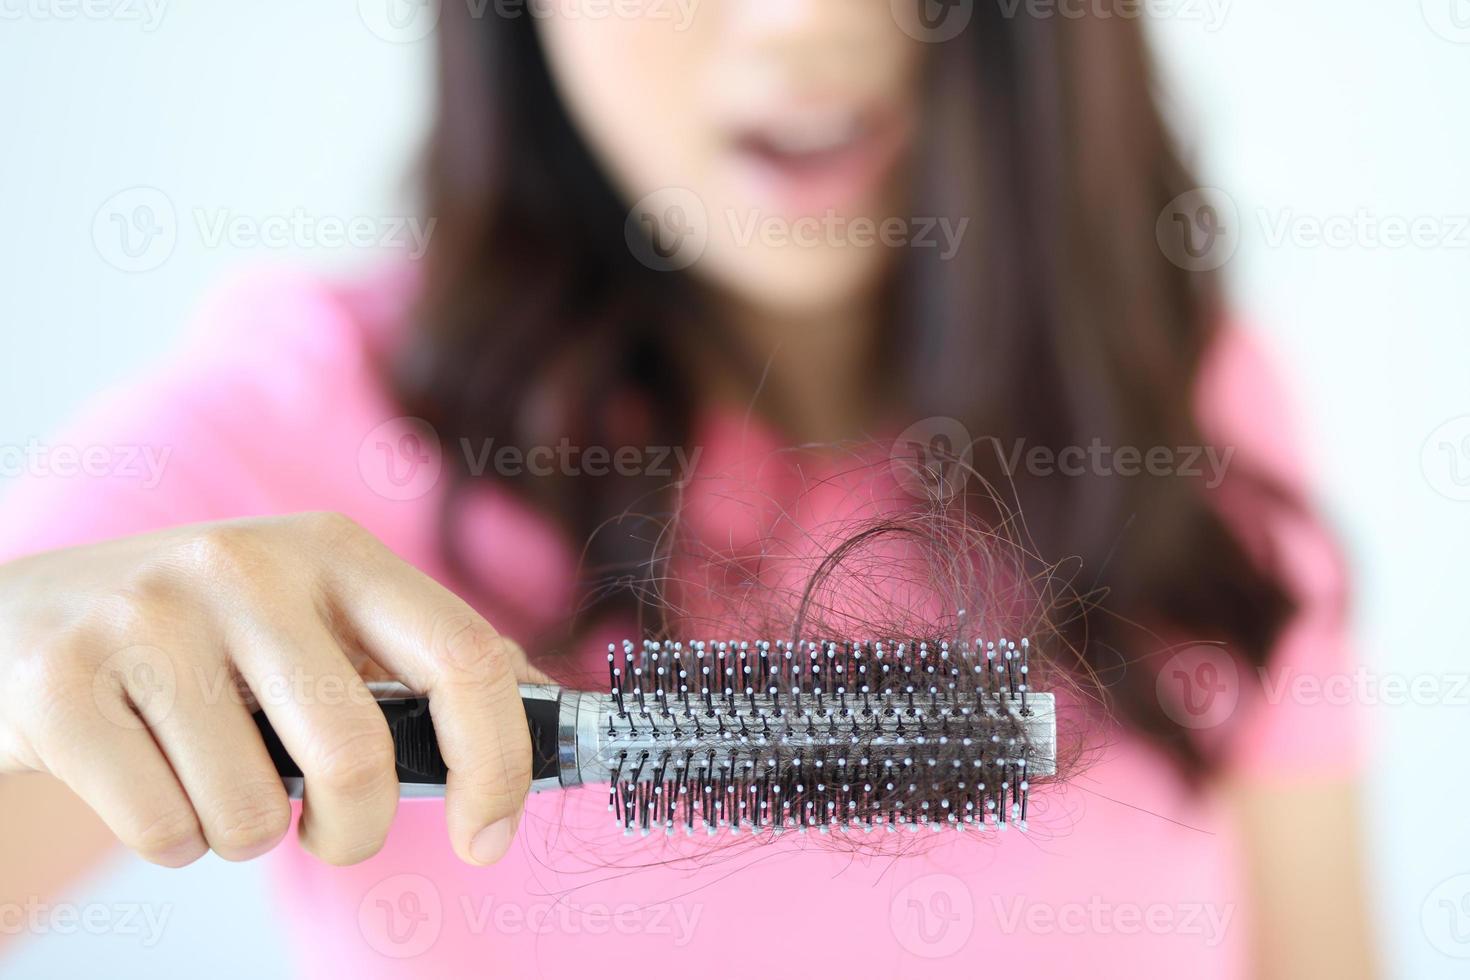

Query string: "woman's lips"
[[724, 105, 909, 217]]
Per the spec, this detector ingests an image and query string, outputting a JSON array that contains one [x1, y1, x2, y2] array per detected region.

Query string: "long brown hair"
[[394, 7, 1301, 776]]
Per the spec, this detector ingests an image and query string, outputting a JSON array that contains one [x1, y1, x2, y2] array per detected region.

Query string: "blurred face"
[[535, 0, 926, 318]]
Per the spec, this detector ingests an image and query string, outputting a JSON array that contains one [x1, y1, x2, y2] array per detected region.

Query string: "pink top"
[[0, 266, 1359, 978]]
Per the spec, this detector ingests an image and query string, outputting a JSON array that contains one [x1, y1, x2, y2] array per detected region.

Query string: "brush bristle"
[[600, 638, 1052, 836]]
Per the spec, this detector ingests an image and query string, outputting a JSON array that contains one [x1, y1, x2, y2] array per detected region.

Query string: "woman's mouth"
[[725, 104, 910, 217]]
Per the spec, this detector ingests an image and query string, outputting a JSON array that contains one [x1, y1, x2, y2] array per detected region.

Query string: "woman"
[[0, 3, 1374, 976]]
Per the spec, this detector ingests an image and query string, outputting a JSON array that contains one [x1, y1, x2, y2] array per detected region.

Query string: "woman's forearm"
[[1229, 778, 1379, 979], [0, 773, 119, 954]]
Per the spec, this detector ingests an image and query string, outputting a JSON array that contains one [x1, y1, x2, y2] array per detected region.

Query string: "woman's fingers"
[[425, 618, 534, 866], [37, 674, 207, 868], [143, 666, 291, 863], [318, 524, 540, 865], [358, 603, 534, 866], [0, 514, 548, 870], [231, 616, 399, 866]]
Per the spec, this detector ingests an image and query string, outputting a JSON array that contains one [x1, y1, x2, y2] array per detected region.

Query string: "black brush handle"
[[252, 689, 562, 792]]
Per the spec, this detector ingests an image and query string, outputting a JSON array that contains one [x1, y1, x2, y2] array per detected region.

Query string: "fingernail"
[[470, 816, 517, 865]]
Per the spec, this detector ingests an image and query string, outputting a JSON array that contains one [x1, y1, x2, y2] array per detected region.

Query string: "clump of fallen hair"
[[528, 440, 1105, 866]]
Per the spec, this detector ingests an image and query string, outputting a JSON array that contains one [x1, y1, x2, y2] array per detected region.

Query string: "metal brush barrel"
[[575, 689, 1057, 782], [588, 682, 1056, 834]]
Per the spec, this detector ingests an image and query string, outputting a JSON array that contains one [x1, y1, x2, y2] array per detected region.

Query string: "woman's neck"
[[690, 293, 886, 445]]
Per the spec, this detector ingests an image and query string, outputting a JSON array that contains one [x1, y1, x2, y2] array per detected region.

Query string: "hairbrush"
[[254, 638, 1055, 834]]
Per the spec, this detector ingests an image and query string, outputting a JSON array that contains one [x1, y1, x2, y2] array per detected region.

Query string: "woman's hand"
[[0, 512, 542, 868]]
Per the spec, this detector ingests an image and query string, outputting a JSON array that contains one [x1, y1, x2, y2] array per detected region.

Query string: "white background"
[[0, 2, 1466, 977]]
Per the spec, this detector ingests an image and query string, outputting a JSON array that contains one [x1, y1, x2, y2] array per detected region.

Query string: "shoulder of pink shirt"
[[1193, 319, 1360, 779]]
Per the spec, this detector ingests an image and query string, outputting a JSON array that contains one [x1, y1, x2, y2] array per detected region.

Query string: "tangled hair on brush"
[[513, 444, 1105, 865], [588, 439, 1098, 699]]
